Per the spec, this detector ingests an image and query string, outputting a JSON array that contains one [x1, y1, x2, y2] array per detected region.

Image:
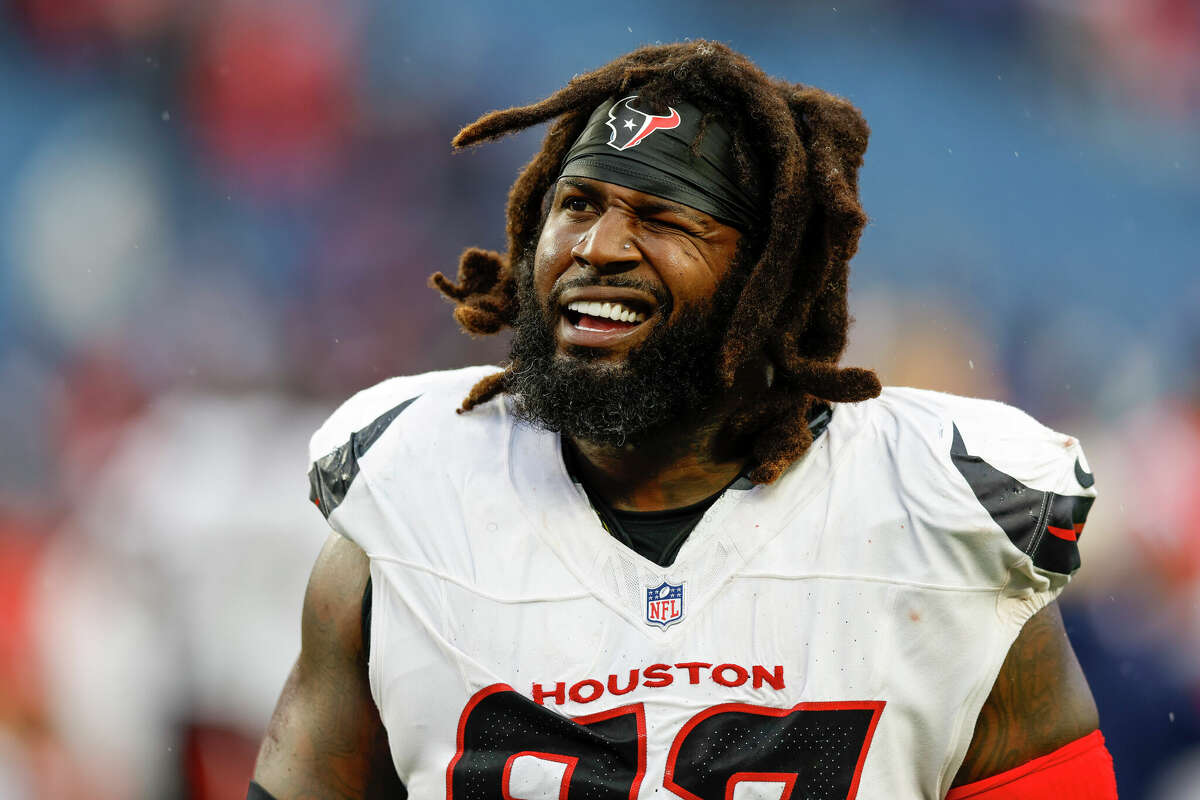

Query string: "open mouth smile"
[[556, 287, 658, 349], [565, 299, 646, 327]]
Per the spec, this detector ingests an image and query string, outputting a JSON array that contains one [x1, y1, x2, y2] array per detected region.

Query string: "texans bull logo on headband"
[[605, 95, 682, 151]]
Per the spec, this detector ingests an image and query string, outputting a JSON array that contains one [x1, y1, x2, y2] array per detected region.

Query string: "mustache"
[[547, 275, 672, 310]]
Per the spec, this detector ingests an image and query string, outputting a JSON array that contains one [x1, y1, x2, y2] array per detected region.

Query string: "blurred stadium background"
[[0, 0, 1196, 797]]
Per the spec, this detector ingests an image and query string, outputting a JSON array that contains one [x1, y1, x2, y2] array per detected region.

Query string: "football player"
[[251, 41, 1117, 799]]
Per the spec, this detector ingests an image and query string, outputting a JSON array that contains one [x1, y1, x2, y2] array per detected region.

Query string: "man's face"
[[505, 177, 745, 446], [533, 177, 743, 361]]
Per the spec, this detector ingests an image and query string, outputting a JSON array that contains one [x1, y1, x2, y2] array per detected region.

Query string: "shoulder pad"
[[309, 394, 420, 518], [945, 401, 1096, 576], [306, 367, 501, 518]]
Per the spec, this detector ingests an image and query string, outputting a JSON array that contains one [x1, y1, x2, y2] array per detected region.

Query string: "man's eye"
[[563, 197, 592, 212], [649, 218, 692, 234]]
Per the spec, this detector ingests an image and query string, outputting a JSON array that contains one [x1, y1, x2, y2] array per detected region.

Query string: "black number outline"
[[663, 701, 886, 800], [448, 686, 883, 799], [446, 684, 647, 800]]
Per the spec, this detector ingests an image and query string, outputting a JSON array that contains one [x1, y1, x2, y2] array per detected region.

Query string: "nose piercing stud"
[[623, 242, 632, 249]]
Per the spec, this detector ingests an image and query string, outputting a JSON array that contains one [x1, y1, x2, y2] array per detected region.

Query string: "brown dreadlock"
[[430, 40, 881, 483]]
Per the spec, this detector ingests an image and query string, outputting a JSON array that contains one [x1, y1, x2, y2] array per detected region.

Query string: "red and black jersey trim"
[[950, 424, 1094, 575], [308, 395, 421, 519]]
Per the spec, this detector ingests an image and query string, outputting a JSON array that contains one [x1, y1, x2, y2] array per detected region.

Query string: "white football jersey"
[[308, 366, 1096, 800]]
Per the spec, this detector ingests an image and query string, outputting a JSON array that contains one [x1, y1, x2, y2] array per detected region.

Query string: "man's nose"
[[572, 210, 639, 274]]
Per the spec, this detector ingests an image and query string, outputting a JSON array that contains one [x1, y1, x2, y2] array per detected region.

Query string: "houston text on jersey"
[[532, 662, 786, 706]]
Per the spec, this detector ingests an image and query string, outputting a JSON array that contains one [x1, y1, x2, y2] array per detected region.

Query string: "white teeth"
[[565, 300, 647, 323]]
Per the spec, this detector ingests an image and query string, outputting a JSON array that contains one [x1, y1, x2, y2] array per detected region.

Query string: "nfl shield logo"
[[645, 581, 684, 629]]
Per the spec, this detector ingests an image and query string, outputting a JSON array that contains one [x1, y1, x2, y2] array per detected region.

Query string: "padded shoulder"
[[307, 366, 501, 518], [876, 388, 1097, 578]]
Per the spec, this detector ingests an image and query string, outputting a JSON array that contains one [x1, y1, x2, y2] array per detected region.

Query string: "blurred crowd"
[[0, 0, 1196, 797]]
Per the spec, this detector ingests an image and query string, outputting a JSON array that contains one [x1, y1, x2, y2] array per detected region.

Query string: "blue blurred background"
[[0, 0, 1197, 797]]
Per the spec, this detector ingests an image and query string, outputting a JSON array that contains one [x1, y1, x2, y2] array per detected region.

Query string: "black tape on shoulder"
[[247, 781, 278, 800], [951, 424, 1093, 576], [309, 395, 420, 518]]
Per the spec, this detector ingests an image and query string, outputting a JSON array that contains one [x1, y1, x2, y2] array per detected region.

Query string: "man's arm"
[[951, 600, 1103, 787], [252, 531, 405, 799]]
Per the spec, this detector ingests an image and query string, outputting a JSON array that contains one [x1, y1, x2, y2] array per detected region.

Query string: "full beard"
[[504, 253, 741, 447]]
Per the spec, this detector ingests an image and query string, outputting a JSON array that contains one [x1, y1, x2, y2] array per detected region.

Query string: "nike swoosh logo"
[[1074, 458, 1095, 489]]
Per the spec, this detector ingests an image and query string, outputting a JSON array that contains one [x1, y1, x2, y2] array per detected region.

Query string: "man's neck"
[[565, 418, 745, 512]]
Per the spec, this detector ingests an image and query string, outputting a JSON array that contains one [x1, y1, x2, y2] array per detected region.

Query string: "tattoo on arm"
[[952, 601, 1099, 786]]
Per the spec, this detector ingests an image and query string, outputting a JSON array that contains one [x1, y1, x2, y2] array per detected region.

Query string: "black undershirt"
[[580, 477, 736, 567], [566, 403, 832, 567]]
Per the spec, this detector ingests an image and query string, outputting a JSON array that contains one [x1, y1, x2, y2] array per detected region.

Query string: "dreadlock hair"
[[430, 40, 881, 483]]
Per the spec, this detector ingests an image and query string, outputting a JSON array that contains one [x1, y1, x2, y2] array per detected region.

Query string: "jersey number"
[[447, 684, 884, 800]]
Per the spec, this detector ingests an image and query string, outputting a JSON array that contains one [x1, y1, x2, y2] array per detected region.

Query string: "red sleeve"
[[946, 730, 1117, 799]]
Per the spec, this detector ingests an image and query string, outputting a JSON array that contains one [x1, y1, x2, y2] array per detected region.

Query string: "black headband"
[[558, 96, 759, 231]]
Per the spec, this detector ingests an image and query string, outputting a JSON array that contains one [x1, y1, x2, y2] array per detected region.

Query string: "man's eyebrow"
[[556, 177, 599, 196]]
